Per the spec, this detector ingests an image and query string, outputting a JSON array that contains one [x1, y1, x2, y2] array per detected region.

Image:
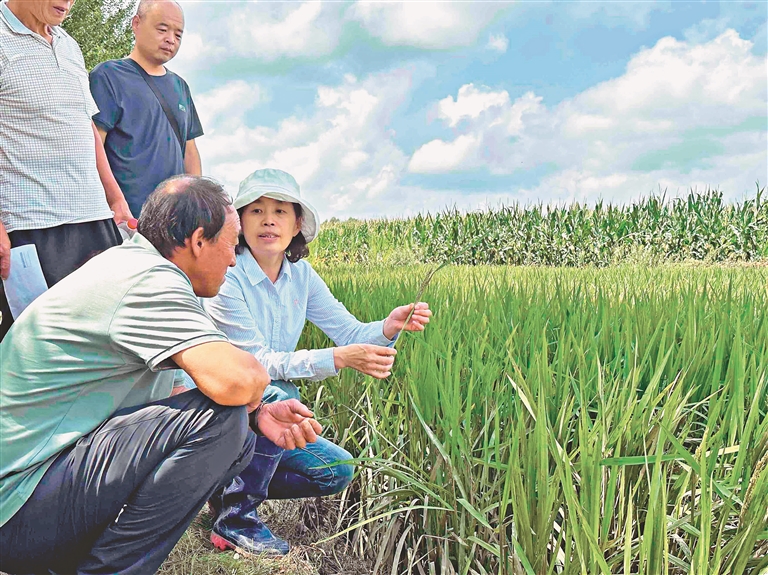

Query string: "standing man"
[[0, 176, 322, 575], [90, 0, 204, 218], [0, 0, 132, 340]]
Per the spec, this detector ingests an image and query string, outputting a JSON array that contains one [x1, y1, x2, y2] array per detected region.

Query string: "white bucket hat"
[[234, 168, 320, 243]]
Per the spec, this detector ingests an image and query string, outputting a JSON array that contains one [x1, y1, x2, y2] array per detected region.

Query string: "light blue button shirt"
[[186, 250, 393, 384]]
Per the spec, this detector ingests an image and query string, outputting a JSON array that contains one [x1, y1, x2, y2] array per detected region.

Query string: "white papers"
[[2, 244, 48, 319]]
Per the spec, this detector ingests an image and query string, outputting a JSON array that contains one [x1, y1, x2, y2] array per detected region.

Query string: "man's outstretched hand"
[[254, 399, 323, 450]]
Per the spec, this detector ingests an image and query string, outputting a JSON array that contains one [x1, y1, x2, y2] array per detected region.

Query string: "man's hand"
[[0, 220, 11, 280], [93, 122, 132, 224], [183, 139, 202, 176], [333, 344, 396, 379], [110, 199, 133, 225], [382, 302, 432, 340], [255, 399, 322, 450]]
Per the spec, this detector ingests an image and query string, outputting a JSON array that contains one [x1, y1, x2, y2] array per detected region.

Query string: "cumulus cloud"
[[195, 69, 413, 216], [226, 2, 345, 61], [194, 80, 265, 131], [192, 30, 766, 220], [409, 30, 767, 203], [486, 33, 509, 53], [172, 1, 511, 67], [168, 30, 226, 77], [346, 2, 511, 49], [410, 87, 544, 173]]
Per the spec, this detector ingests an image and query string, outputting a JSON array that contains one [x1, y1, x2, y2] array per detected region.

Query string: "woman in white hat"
[[195, 168, 431, 556]]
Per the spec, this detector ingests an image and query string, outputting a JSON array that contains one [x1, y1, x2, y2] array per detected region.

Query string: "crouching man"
[[0, 176, 321, 574]]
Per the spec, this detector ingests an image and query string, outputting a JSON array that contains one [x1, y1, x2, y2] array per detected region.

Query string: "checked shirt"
[[0, 1, 112, 232]]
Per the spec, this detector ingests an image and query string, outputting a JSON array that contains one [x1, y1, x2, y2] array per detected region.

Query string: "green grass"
[[289, 264, 768, 574], [312, 188, 768, 267], [162, 263, 767, 574]]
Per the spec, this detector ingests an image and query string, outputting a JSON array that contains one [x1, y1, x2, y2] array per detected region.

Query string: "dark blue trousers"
[[0, 389, 255, 575]]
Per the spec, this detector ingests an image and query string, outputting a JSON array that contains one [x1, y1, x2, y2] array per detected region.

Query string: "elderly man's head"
[[131, 0, 184, 65], [139, 176, 240, 298]]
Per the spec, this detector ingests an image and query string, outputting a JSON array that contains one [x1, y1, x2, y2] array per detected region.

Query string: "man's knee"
[[327, 448, 354, 494], [172, 390, 254, 476], [214, 403, 253, 464], [315, 445, 354, 495]]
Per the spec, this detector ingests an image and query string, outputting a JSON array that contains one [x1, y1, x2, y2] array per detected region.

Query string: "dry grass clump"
[[160, 498, 373, 575]]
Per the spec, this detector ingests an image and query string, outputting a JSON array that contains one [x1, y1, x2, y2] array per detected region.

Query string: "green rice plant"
[[297, 265, 768, 574]]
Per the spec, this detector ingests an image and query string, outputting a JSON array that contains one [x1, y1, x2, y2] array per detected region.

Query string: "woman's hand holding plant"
[[383, 302, 432, 340], [334, 344, 397, 379]]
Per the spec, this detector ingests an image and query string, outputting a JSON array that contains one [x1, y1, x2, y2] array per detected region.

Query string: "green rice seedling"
[[295, 264, 767, 575]]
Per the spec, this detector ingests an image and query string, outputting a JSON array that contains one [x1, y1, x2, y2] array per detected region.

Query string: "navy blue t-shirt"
[[90, 59, 204, 216]]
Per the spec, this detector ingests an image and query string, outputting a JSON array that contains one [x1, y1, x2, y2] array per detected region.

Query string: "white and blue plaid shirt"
[[0, 1, 112, 232], [188, 250, 393, 384]]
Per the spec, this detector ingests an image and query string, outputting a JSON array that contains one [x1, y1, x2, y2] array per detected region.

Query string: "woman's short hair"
[[235, 202, 310, 263], [138, 175, 231, 258]]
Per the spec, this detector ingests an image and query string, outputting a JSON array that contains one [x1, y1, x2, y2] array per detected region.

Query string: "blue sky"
[[169, 1, 768, 220]]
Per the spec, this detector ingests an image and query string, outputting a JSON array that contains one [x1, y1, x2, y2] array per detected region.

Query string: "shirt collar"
[[0, 1, 62, 37], [240, 249, 292, 286], [131, 232, 164, 258], [131, 233, 200, 290]]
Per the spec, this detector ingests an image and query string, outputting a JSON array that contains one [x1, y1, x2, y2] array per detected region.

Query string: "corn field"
[[298, 265, 768, 574], [312, 189, 768, 267]]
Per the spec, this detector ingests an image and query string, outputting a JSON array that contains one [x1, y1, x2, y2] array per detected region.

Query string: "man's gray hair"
[[138, 176, 232, 259], [135, 0, 183, 19]]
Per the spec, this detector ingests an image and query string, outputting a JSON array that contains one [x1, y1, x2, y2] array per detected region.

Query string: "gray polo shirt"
[[0, 1, 113, 232], [0, 233, 229, 526]]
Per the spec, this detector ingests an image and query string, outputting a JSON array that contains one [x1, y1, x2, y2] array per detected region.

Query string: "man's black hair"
[[138, 175, 231, 258]]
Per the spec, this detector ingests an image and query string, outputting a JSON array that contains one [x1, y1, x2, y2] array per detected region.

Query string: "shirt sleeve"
[[109, 267, 228, 371], [185, 83, 204, 141], [203, 274, 338, 382], [89, 64, 121, 131], [305, 265, 394, 348]]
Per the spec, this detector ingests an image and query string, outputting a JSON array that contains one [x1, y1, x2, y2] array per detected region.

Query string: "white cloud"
[[408, 30, 767, 204], [436, 83, 512, 127], [172, 1, 511, 66], [194, 80, 265, 131], [408, 135, 480, 173], [168, 30, 226, 78], [227, 2, 345, 61], [347, 2, 511, 49], [486, 33, 509, 53], [192, 30, 766, 220], [411, 88, 545, 173], [683, 2, 767, 47], [195, 69, 413, 216]]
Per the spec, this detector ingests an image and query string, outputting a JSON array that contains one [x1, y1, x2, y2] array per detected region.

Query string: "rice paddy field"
[[163, 191, 767, 574], [295, 264, 768, 575]]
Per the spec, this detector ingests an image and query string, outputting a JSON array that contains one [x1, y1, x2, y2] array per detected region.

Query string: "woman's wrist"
[[333, 347, 346, 370], [382, 317, 398, 340]]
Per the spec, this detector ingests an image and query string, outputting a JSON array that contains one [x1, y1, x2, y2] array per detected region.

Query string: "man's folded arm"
[[172, 341, 269, 406]]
